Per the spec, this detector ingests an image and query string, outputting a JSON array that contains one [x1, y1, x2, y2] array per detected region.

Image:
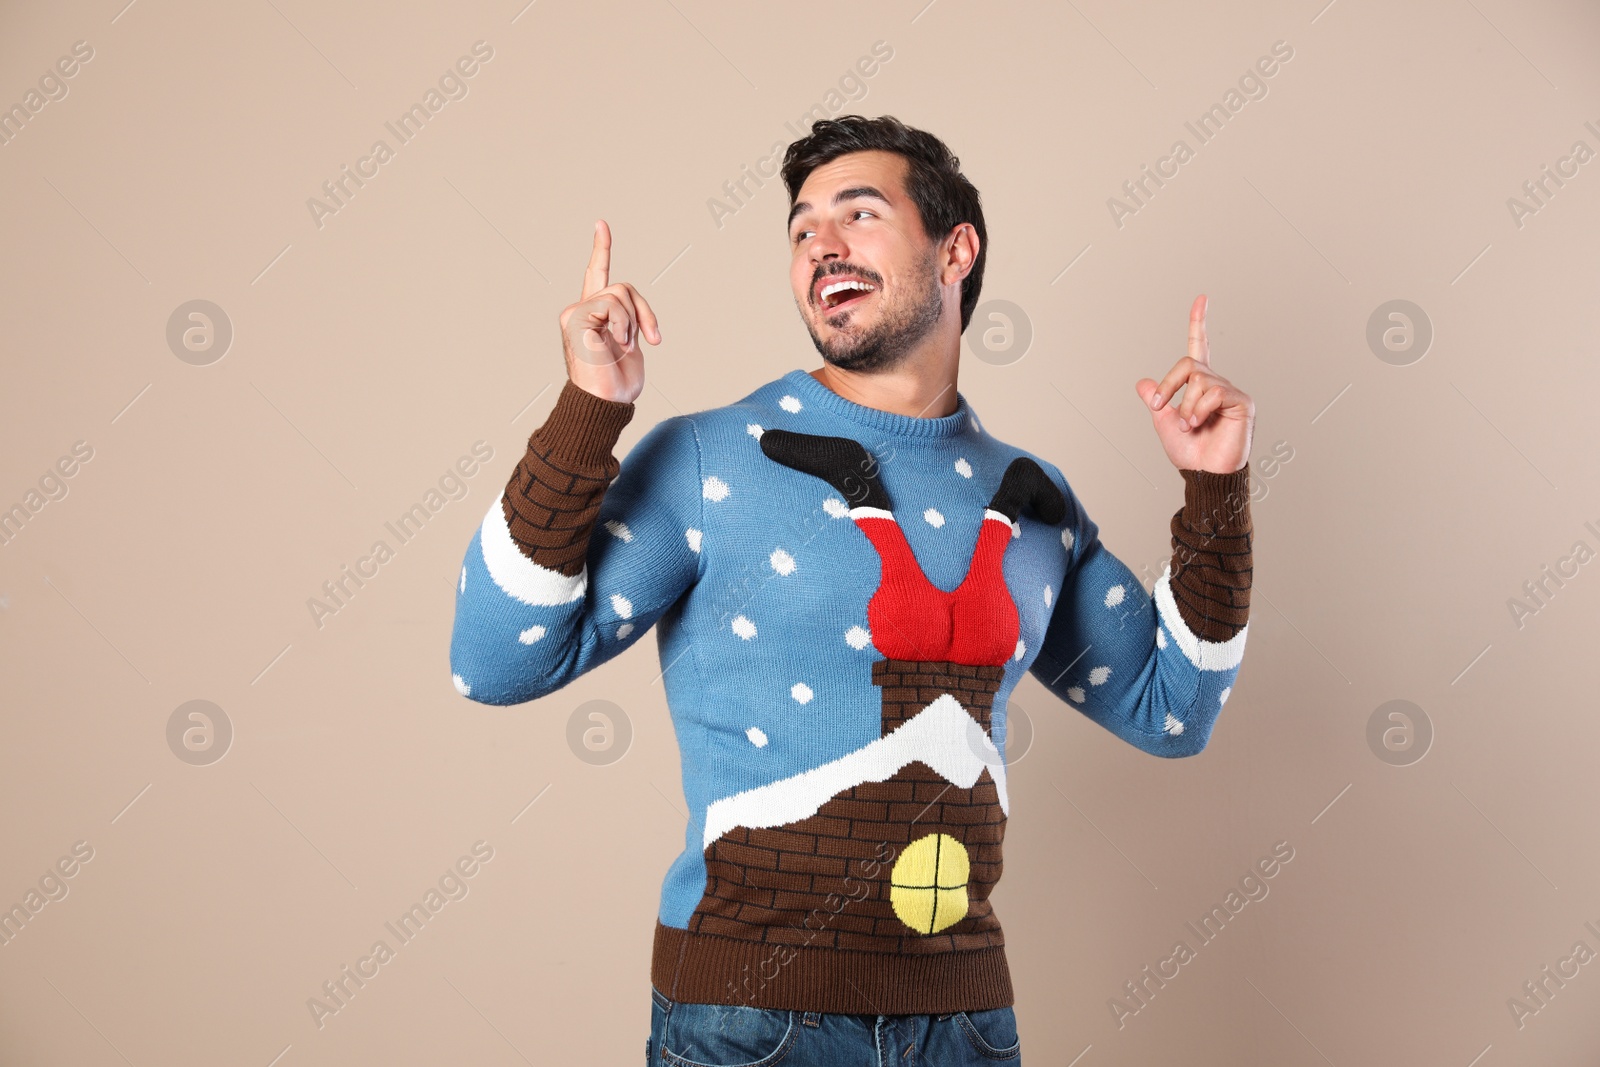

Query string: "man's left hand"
[[1135, 294, 1255, 474]]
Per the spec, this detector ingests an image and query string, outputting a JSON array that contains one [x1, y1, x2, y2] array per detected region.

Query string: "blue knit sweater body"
[[449, 367, 1253, 1013]]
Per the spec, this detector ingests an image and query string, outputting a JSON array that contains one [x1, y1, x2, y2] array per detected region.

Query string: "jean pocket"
[[658, 998, 797, 1067], [649, 986, 670, 1063], [955, 1006, 1021, 1059]]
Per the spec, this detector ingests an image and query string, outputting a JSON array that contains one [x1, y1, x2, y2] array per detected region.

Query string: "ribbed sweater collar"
[[780, 368, 974, 440]]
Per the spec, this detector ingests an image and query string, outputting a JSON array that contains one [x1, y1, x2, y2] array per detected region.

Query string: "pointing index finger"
[[582, 219, 611, 300], [1188, 294, 1210, 367]]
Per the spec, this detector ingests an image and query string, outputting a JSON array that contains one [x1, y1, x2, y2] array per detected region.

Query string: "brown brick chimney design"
[[687, 657, 1010, 953]]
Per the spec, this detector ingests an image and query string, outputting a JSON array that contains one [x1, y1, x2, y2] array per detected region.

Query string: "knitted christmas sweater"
[[449, 368, 1254, 1014]]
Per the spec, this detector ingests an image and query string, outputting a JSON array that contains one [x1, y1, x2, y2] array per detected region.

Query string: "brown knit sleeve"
[[500, 379, 637, 577], [1166, 466, 1253, 642]]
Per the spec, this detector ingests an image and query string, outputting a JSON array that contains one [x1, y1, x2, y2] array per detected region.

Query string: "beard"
[[800, 249, 945, 373]]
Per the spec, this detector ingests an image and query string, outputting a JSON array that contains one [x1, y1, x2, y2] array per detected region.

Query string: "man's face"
[[787, 150, 946, 373]]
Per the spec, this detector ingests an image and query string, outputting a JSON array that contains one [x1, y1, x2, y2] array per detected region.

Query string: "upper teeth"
[[821, 280, 875, 303]]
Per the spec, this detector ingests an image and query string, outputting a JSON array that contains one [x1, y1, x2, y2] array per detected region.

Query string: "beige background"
[[2, 0, 1598, 1063]]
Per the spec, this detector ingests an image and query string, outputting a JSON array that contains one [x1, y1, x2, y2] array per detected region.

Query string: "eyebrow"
[[787, 185, 892, 230]]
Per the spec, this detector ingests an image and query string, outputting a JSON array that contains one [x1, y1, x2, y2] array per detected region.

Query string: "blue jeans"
[[647, 985, 1022, 1065]]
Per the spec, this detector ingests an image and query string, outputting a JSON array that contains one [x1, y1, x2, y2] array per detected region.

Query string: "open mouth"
[[819, 278, 878, 312]]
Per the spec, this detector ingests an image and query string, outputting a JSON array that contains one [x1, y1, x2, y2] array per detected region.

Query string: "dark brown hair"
[[781, 115, 987, 332]]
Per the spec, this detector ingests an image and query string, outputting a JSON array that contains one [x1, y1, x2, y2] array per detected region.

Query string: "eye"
[[793, 209, 875, 244]]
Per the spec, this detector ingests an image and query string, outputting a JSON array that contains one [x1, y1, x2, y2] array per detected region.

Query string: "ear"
[[940, 222, 980, 287]]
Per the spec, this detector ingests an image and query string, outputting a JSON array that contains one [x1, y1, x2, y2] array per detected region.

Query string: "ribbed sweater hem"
[[1177, 465, 1252, 537], [532, 378, 636, 471], [650, 920, 1014, 1014]]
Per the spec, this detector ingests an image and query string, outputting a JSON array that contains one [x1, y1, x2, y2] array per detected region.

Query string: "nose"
[[808, 219, 848, 266]]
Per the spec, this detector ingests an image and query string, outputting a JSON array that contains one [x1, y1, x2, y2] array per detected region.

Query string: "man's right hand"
[[559, 219, 661, 405]]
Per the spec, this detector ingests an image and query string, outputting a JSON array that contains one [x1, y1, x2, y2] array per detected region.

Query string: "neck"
[[808, 321, 962, 419]]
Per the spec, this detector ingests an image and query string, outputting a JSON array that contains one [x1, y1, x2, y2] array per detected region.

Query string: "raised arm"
[[1029, 465, 1252, 755], [449, 221, 702, 705], [1028, 295, 1256, 755]]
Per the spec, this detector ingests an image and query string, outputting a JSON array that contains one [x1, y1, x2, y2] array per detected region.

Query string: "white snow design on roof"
[[480, 491, 585, 606], [1153, 561, 1249, 670], [702, 693, 1009, 848]]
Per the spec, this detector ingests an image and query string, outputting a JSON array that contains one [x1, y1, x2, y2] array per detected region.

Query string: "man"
[[450, 115, 1255, 1065]]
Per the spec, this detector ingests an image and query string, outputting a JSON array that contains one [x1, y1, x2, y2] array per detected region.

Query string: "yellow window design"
[[890, 832, 970, 934]]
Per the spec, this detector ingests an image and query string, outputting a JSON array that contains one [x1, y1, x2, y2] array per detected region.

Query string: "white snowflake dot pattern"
[[769, 548, 796, 576], [1043, 585, 1053, 607], [1104, 584, 1126, 608], [616, 623, 634, 640], [791, 682, 814, 704], [702, 475, 730, 502], [604, 519, 633, 542], [731, 615, 757, 640], [1061, 528, 1074, 551], [452, 674, 471, 696], [1088, 665, 1112, 686], [1218, 686, 1232, 705], [823, 497, 849, 518], [747, 423, 764, 439], [954, 457, 973, 478], [924, 507, 945, 527], [1164, 713, 1185, 735], [686, 528, 703, 553], [1014, 638, 1026, 661], [779, 394, 802, 413], [518, 625, 545, 645], [459, 566, 466, 593], [610, 593, 634, 619], [746, 726, 769, 747], [1066, 686, 1086, 703], [845, 625, 872, 649]]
